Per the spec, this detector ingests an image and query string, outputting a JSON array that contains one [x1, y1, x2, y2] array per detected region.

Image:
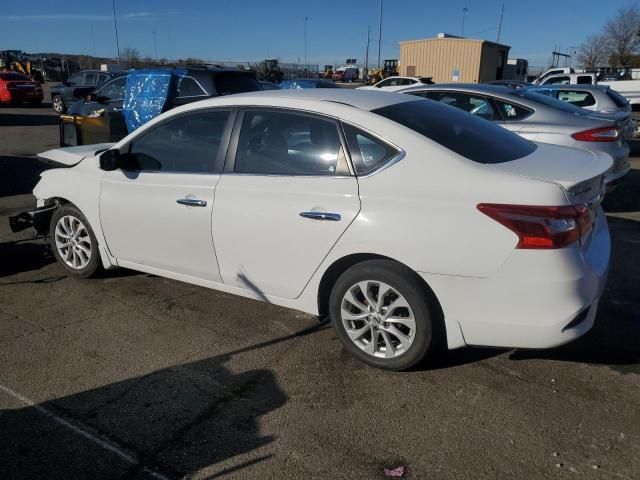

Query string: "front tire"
[[50, 205, 101, 278], [329, 260, 435, 371], [52, 95, 65, 113]]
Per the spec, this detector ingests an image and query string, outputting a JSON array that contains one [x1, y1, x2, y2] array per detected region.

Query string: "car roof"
[[400, 83, 513, 95], [527, 84, 609, 91], [181, 89, 419, 112]]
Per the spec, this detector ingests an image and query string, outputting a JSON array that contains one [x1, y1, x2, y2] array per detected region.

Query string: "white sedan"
[[15, 90, 611, 370], [357, 76, 434, 92]]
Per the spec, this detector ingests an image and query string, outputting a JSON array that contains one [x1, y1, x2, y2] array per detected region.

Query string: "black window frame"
[[341, 122, 402, 176], [122, 107, 237, 174], [224, 107, 353, 177]]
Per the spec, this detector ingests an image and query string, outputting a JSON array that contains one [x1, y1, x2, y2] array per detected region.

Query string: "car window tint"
[[215, 73, 262, 95], [557, 90, 596, 107], [99, 77, 126, 101], [373, 99, 537, 164], [343, 124, 399, 175], [235, 111, 341, 175], [577, 76, 593, 85], [494, 100, 533, 120], [176, 76, 207, 98], [377, 79, 392, 87], [129, 111, 230, 173], [84, 73, 97, 85], [409, 91, 497, 121]]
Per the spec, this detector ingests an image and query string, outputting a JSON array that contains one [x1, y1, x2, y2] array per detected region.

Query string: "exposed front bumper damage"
[[8, 204, 57, 235]]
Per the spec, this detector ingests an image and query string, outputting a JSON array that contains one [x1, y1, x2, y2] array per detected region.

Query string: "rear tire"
[[329, 259, 435, 371], [50, 205, 101, 278], [52, 95, 65, 113]]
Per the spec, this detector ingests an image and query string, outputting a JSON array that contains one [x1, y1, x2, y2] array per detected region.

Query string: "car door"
[[100, 109, 235, 282], [212, 108, 361, 299]]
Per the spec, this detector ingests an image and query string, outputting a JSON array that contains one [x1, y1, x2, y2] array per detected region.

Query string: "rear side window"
[[215, 73, 262, 95], [556, 90, 596, 107], [177, 76, 207, 98], [409, 91, 498, 121], [544, 76, 570, 85], [373, 99, 537, 164], [606, 89, 629, 108], [494, 100, 533, 120], [343, 124, 399, 174], [84, 73, 97, 85], [577, 76, 593, 85]]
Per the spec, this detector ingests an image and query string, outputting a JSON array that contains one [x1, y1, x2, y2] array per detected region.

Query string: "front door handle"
[[299, 211, 341, 221], [177, 198, 207, 207]]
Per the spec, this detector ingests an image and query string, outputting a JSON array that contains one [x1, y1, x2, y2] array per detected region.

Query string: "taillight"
[[477, 203, 592, 249], [0, 83, 6, 91], [572, 126, 620, 142]]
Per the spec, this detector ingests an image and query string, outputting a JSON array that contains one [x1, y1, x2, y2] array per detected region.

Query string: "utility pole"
[[377, 0, 383, 69], [112, 0, 121, 63], [304, 17, 309, 73], [461, 7, 468, 38], [365, 25, 370, 83], [496, 4, 504, 43]]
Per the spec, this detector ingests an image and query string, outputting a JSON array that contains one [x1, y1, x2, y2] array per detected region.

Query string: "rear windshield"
[[605, 89, 629, 108], [516, 90, 585, 114], [0, 72, 30, 81], [215, 73, 262, 95], [372, 99, 537, 164]]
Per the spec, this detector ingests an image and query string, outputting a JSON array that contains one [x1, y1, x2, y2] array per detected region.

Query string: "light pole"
[[304, 16, 309, 73], [461, 7, 468, 38], [377, 0, 383, 69], [112, 0, 121, 63]]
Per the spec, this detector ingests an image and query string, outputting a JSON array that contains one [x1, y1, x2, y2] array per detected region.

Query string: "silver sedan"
[[398, 84, 630, 189]]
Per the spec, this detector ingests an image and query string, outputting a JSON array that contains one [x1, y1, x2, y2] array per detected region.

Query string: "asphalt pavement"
[[0, 89, 638, 480]]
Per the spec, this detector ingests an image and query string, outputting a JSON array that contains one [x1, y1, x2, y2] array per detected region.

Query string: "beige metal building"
[[399, 33, 511, 84]]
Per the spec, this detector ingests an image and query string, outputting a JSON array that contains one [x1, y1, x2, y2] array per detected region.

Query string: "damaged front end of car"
[[8, 202, 58, 236]]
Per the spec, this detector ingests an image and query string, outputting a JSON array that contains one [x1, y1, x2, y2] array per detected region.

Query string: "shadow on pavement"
[[602, 169, 640, 213], [0, 240, 56, 278], [0, 322, 326, 479], [0, 156, 54, 197]]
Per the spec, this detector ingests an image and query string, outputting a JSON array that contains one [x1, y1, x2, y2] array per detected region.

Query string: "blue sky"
[[0, 0, 635, 67]]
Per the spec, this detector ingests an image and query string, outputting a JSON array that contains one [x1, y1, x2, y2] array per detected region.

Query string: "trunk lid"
[[37, 143, 115, 166], [489, 142, 610, 205]]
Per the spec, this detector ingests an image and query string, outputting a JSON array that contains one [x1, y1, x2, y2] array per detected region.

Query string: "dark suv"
[[60, 66, 263, 146], [50, 70, 125, 113]]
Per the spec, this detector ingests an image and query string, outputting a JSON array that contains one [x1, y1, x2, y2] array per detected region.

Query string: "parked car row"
[[11, 86, 614, 371]]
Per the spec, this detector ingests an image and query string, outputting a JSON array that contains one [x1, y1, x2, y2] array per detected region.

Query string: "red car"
[[0, 71, 43, 106]]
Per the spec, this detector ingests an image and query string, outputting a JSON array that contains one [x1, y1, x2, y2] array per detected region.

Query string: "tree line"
[[578, 4, 640, 69]]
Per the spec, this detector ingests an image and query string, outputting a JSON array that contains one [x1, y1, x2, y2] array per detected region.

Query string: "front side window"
[[67, 74, 83, 85], [557, 90, 596, 107], [376, 78, 393, 88], [234, 110, 342, 175], [129, 110, 230, 173], [373, 99, 537, 164], [343, 124, 399, 175], [98, 77, 126, 101]]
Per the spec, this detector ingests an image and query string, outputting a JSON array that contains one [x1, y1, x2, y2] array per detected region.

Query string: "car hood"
[[37, 143, 115, 166], [489, 142, 611, 203]]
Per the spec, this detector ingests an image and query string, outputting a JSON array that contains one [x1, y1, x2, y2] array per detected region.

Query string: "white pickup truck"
[[534, 68, 640, 118]]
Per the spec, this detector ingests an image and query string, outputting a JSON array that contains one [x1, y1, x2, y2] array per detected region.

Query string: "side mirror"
[[99, 150, 120, 171]]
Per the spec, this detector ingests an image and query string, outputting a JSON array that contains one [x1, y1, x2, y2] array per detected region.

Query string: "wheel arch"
[[316, 253, 446, 343]]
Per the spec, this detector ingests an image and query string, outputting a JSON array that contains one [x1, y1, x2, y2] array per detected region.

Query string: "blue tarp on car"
[[123, 69, 185, 133]]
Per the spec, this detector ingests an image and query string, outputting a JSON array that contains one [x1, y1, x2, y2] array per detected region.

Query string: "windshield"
[[373, 99, 537, 164]]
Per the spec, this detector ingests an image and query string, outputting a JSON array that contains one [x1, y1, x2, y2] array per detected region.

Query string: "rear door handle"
[[177, 198, 207, 207], [299, 211, 341, 221]]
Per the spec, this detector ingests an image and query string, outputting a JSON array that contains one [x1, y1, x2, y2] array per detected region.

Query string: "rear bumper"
[[422, 208, 610, 350]]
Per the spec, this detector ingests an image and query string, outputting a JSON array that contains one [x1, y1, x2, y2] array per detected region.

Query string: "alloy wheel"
[[52, 96, 64, 113], [340, 280, 416, 358], [54, 215, 92, 270]]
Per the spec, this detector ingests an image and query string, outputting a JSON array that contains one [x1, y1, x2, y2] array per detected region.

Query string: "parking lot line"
[[0, 383, 170, 480]]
